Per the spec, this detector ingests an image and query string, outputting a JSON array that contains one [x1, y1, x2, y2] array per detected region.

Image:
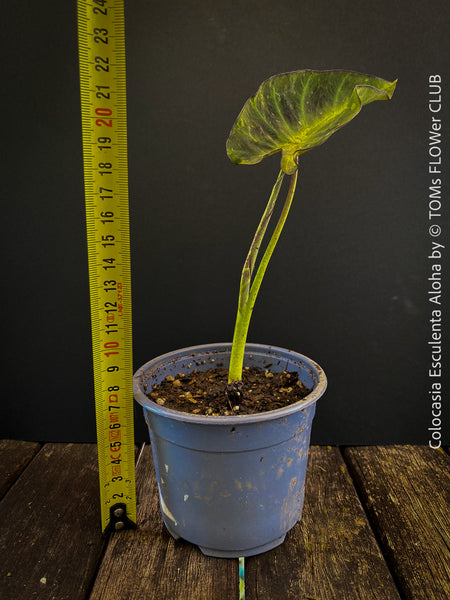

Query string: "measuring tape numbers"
[[77, 0, 136, 534]]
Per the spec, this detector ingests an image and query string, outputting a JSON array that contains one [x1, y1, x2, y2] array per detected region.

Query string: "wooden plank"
[[91, 445, 400, 600], [0, 439, 41, 499], [0, 443, 106, 600], [89, 445, 239, 600], [245, 446, 401, 600], [344, 445, 450, 600]]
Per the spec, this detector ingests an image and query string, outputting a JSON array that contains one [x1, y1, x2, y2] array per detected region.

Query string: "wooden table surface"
[[0, 441, 449, 600]]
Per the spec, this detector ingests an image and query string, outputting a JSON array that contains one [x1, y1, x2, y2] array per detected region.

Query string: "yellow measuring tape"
[[77, 0, 136, 534]]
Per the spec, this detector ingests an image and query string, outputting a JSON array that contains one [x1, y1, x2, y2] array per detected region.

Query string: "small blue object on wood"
[[239, 557, 245, 599]]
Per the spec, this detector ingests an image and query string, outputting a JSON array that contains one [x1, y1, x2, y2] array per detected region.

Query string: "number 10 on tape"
[[77, 0, 136, 534]]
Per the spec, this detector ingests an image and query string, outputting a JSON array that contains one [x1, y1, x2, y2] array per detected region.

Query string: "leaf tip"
[[387, 78, 398, 99]]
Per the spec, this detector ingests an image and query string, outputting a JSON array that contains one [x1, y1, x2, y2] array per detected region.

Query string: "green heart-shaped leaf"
[[226, 70, 397, 174]]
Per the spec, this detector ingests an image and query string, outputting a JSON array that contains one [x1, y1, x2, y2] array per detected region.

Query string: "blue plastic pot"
[[133, 343, 326, 558]]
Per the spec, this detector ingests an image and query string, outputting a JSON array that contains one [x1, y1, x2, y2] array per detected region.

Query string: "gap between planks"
[[0, 443, 106, 600], [344, 445, 450, 600]]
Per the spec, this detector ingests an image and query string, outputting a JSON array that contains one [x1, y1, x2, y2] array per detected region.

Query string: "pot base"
[[164, 521, 286, 558]]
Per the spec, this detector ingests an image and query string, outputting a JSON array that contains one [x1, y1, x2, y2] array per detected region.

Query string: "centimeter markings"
[[78, 0, 136, 534]]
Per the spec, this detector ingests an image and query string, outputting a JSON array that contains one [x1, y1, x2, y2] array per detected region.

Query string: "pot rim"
[[133, 342, 327, 425]]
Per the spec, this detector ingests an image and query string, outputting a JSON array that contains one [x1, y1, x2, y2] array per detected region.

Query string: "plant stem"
[[238, 170, 285, 309], [228, 167, 299, 384]]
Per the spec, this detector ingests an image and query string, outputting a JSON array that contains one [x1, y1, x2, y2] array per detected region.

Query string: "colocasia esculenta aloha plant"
[[225, 70, 396, 400]]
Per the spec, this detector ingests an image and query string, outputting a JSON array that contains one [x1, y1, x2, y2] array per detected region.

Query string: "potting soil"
[[144, 366, 311, 416]]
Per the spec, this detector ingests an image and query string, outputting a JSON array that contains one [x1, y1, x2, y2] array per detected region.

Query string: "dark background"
[[2, 0, 448, 444]]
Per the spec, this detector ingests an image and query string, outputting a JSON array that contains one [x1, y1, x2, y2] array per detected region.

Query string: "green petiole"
[[228, 165, 298, 387]]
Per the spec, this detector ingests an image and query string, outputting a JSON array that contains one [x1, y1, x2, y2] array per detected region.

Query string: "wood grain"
[[89, 445, 239, 600], [245, 446, 401, 600], [0, 439, 41, 498], [4, 444, 446, 600], [344, 445, 450, 600], [0, 443, 106, 600]]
